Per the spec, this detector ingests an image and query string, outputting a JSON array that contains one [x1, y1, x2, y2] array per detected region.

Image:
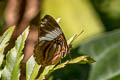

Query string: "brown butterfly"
[[34, 15, 69, 66]]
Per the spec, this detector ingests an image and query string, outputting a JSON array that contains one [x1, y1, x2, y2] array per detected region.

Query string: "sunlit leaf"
[[51, 56, 95, 72], [0, 26, 15, 78], [26, 56, 40, 80], [69, 56, 95, 64], [37, 65, 55, 80], [27, 56, 55, 80], [1, 27, 29, 80]]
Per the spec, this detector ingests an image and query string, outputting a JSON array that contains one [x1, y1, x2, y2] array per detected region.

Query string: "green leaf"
[[69, 56, 95, 64], [1, 27, 29, 80], [27, 56, 54, 80], [37, 65, 55, 80], [29, 63, 40, 80], [26, 56, 40, 80], [0, 26, 15, 77], [51, 56, 95, 72], [0, 26, 15, 57], [79, 29, 120, 80]]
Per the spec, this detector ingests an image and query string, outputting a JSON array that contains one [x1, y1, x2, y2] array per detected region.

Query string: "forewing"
[[39, 15, 63, 41]]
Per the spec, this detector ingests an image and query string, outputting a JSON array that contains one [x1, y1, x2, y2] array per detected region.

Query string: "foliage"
[[80, 29, 120, 80], [1, 0, 120, 80], [91, 0, 120, 31], [0, 26, 14, 78], [1, 26, 29, 80], [0, 26, 95, 80]]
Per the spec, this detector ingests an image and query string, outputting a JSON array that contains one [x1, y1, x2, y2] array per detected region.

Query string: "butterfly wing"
[[34, 15, 68, 66], [39, 15, 62, 41]]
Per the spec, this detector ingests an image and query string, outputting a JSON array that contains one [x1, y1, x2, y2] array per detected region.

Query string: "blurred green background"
[[1, 0, 120, 80], [41, 0, 104, 46]]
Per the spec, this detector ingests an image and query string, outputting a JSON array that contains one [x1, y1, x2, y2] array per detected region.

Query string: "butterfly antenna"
[[68, 30, 84, 45], [74, 30, 84, 40], [78, 30, 84, 36]]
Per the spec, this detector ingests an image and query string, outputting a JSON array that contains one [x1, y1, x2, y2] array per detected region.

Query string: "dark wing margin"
[[39, 15, 63, 41]]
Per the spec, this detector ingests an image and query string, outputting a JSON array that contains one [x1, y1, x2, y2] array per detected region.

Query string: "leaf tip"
[[79, 56, 96, 64]]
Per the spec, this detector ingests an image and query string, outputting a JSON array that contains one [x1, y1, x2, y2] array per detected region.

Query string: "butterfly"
[[34, 15, 82, 66]]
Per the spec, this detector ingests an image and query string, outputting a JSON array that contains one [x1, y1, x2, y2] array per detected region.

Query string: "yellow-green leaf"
[[1, 27, 29, 80]]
